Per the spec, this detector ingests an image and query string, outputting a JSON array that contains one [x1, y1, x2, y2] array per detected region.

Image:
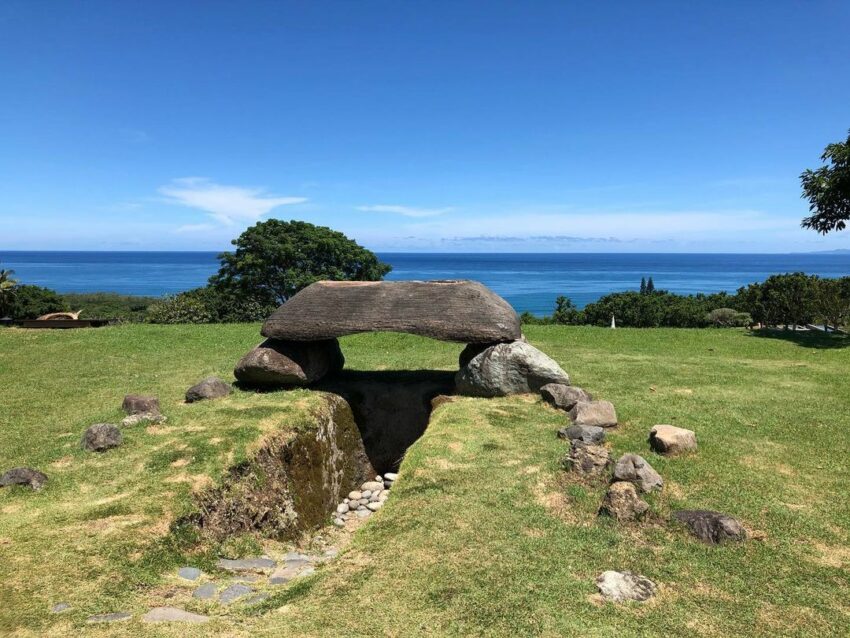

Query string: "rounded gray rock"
[[0, 467, 48, 490], [81, 424, 122, 452], [185, 376, 232, 403], [122, 394, 160, 415], [673, 510, 746, 544]]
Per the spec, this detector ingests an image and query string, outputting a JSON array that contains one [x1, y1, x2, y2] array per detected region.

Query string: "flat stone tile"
[[86, 612, 132, 623], [177, 566, 202, 581], [217, 557, 276, 572], [219, 583, 253, 604], [192, 583, 218, 600], [142, 607, 210, 623]]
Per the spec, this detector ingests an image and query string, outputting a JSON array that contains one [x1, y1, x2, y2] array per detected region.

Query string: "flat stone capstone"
[[261, 280, 521, 343]]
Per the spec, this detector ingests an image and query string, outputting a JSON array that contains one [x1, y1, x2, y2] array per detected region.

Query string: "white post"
[[610, 315, 616, 329]]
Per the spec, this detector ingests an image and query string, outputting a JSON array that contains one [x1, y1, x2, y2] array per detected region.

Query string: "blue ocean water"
[[2, 251, 849, 315]]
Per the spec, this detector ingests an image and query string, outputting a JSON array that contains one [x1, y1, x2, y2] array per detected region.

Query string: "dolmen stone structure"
[[235, 279, 570, 396]]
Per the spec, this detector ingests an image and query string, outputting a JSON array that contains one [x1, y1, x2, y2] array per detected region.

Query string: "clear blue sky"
[[1, 1, 849, 253]]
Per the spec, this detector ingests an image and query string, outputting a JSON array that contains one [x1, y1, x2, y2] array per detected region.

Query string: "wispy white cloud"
[[404, 208, 784, 239], [159, 177, 307, 225], [174, 223, 216, 234], [357, 204, 453, 218]]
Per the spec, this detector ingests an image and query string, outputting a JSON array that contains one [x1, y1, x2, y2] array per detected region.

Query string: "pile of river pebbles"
[[333, 473, 398, 526]]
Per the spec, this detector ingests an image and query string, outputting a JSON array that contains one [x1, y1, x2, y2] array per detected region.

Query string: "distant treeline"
[[522, 273, 850, 330], [4, 273, 850, 330]]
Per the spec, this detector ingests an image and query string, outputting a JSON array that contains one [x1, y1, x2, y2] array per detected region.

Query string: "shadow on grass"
[[747, 328, 850, 350]]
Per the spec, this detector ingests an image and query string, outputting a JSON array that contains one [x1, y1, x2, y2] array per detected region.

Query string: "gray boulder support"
[[455, 341, 570, 397], [81, 424, 122, 452], [185, 376, 232, 403], [235, 338, 344, 387], [262, 280, 521, 343], [0, 467, 48, 490]]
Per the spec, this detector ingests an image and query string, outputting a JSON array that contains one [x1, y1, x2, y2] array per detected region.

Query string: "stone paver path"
[[142, 607, 210, 623]]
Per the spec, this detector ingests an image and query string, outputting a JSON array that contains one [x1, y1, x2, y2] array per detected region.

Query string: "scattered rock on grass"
[[569, 400, 618, 428], [0, 467, 48, 490], [557, 424, 605, 445], [142, 607, 210, 624], [81, 424, 122, 452], [613, 454, 663, 493], [50, 603, 71, 613], [596, 570, 657, 602], [599, 481, 650, 521], [122, 394, 160, 415], [562, 441, 611, 477], [185, 376, 232, 403], [649, 424, 697, 455], [540, 383, 592, 411], [673, 510, 746, 544], [121, 412, 166, 427]]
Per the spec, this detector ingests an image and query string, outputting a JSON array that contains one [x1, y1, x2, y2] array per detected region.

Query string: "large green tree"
[[801, 129, 850, 233], [209, 219, 392, 306]]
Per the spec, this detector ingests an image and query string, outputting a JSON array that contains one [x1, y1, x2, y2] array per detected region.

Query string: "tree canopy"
[[801, 129, 850, 234], [209, 219, 392, 306], [0, 267, 17, 317]]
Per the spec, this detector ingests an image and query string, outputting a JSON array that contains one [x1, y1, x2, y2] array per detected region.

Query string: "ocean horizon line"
[[3, 249, 849, 256]]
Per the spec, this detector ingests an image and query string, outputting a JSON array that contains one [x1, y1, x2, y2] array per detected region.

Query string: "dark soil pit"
[[317, 370, 455, 474]]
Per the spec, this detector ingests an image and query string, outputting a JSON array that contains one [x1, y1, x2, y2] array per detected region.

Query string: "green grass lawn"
[[1, 325, 848, 637]]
